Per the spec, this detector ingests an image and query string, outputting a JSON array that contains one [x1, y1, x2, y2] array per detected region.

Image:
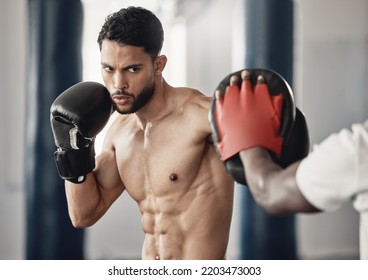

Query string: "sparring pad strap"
[[54, 145, 95, 184]]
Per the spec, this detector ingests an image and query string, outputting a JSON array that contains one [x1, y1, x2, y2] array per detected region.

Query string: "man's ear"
[[154, 55, 167, 75]]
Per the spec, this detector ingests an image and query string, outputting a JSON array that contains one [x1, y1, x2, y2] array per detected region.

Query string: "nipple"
[[169, 173, 178, 181]]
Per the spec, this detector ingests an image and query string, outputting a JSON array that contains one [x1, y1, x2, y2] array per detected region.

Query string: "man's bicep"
[[95, 148, 125, 192]]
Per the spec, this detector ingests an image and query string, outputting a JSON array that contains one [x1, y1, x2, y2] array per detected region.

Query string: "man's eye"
[[128, 67, 139, 73], [103, 66, 113, 72]]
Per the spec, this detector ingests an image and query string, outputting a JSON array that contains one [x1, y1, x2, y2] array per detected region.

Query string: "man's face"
[[100, 39, 155, 114]]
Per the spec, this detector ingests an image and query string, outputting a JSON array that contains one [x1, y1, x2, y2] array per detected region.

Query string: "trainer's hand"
[[214, 70, 284, 161]]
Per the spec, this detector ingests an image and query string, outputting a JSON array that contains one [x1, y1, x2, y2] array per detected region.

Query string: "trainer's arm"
[[239, 147, 319, 215]]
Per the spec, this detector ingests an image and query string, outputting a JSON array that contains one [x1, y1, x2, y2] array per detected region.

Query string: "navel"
[[169, 173, 178, 181], [155, 255, 160, 260]]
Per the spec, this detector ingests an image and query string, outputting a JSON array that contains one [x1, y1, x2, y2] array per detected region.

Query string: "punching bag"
[[239, 0, 297, 259], [25, 0, 85, 259]]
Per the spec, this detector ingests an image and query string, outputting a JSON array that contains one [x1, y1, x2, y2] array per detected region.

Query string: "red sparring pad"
[[209, 68, 310, 185]]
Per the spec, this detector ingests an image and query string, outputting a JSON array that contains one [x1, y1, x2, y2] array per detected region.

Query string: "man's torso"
[[106, 89, 234, 259]]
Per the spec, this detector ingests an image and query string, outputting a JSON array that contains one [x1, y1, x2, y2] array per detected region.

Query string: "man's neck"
[[135, 78, 173, 129]]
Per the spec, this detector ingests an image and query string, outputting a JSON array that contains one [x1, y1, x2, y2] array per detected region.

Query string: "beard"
[[111, 83, 154, 114]]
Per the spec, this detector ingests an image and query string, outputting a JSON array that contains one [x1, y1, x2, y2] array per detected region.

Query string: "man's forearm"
[[239, 148, 318, 214], [239, 148, 283, 213], [65, 173, 103, 228]]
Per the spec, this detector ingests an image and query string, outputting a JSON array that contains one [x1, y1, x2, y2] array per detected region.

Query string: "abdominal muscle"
[[136, 175, 233, 260], [140, 207, 187, 260]]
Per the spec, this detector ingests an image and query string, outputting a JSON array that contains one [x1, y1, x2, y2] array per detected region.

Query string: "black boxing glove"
[[209, 68, 310, 185], [50, 81, 113, 183]]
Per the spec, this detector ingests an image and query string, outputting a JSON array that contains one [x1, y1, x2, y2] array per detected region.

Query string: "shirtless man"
[[50, 6, 234, 260]]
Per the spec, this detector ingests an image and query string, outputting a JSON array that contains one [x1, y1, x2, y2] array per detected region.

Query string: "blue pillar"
[[25, 0, 85, 259], [240, 0, 297, 259]]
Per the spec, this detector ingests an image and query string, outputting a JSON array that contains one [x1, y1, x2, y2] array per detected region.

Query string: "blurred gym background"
[[0, 0, 367, 259]]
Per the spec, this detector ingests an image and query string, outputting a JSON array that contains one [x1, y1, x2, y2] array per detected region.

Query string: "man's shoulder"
[[175, 87, 211, 111], [171, 87, 212, 135]]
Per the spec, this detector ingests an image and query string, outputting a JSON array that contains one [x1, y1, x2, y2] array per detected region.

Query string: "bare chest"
[[113, 121, 207, 201]]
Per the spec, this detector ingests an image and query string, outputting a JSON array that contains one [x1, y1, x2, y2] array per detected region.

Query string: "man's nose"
[[114, 72, 127, 91]]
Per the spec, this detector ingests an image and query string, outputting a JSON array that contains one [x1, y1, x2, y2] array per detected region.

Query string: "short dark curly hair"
[[97, 6, 164, 58]]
